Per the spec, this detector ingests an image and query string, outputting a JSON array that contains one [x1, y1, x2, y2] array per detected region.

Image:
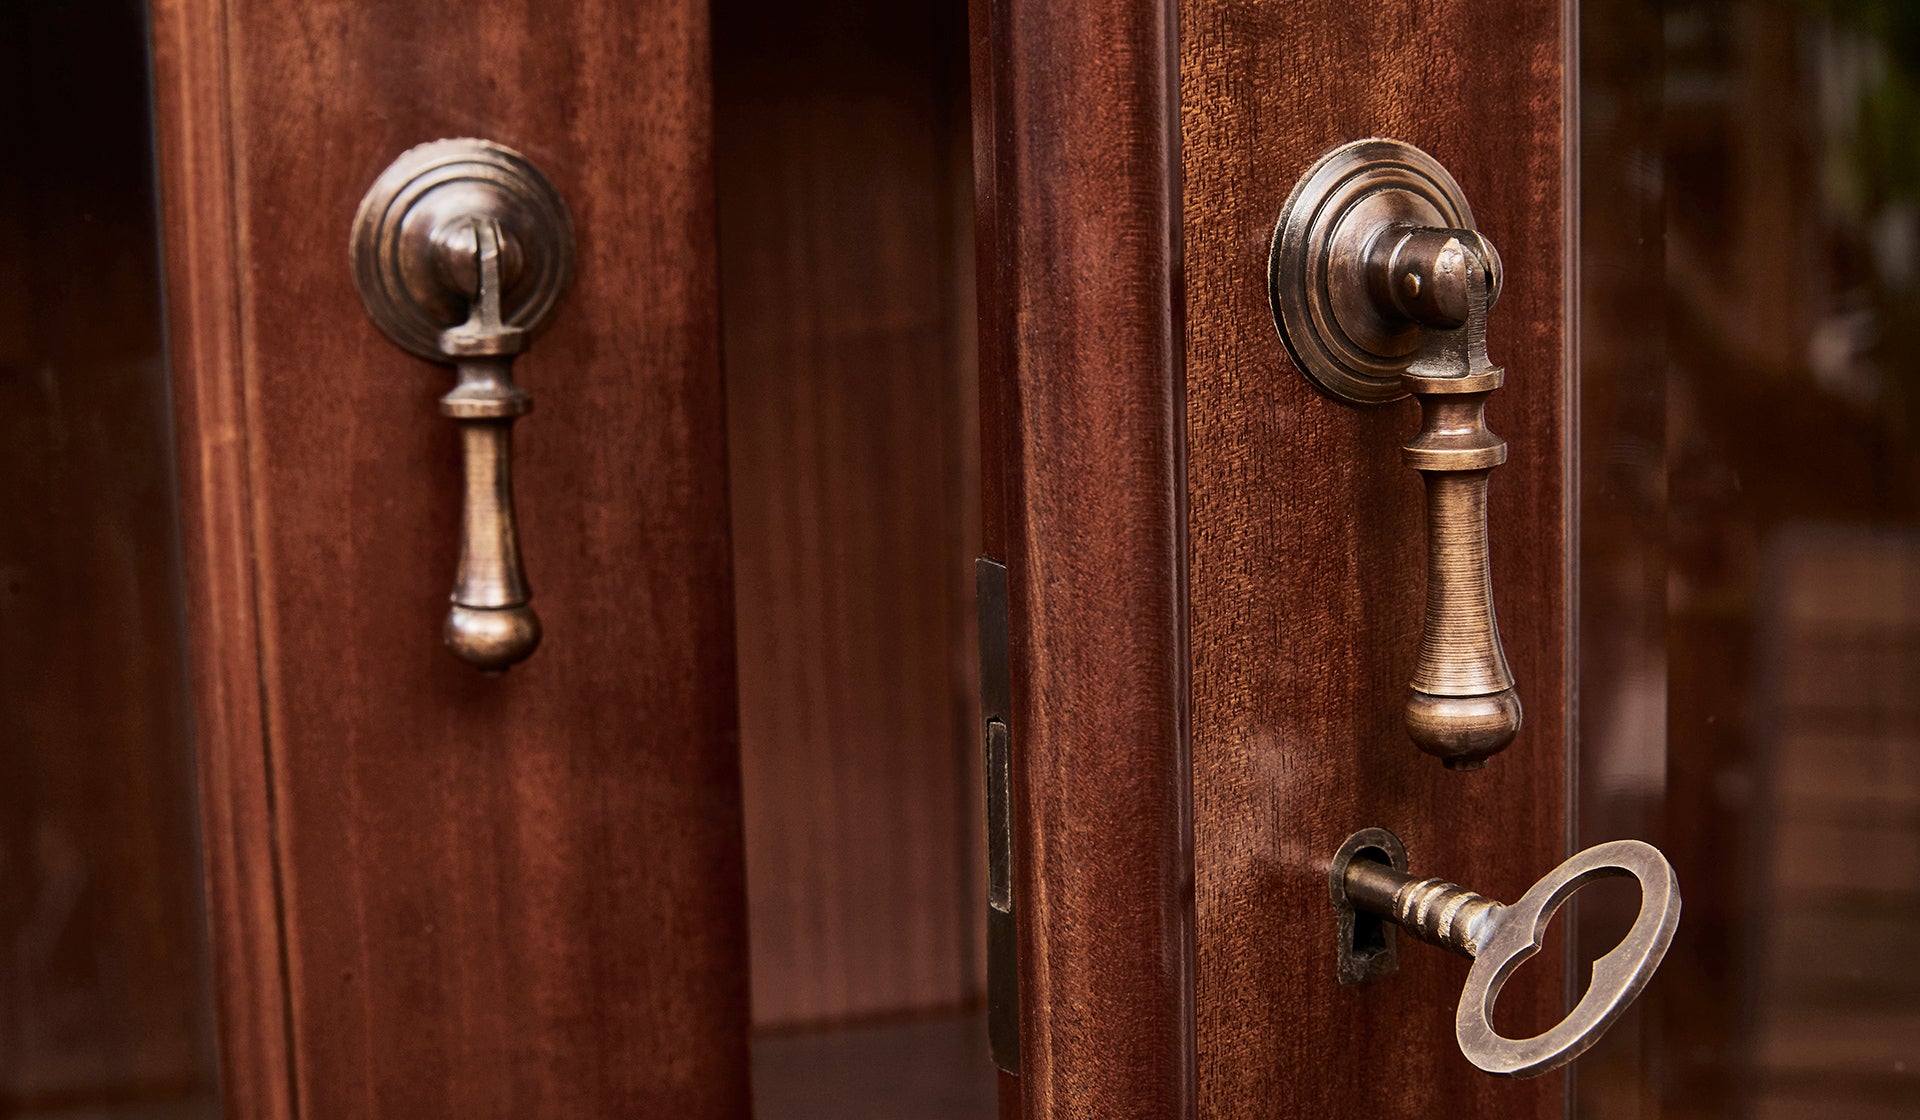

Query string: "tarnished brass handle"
[[1270, 138, 1520, 767], [1399, 242, 1520, 767], [350, 139, 574, 672], [439, 219, 539, 667], [1331, 829, 1682, 1078]]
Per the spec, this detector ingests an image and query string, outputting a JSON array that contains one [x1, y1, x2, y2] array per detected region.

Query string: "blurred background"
[[0, 4, 218, 1117], [1579, 1, 1920, 1116]]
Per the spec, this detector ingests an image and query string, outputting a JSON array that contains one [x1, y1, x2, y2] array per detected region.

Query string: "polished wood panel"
[[1180, 2, 1570, 1117], [970, 0, 1197, 1114], [714, 0, 984, 1029], [0, 3, 217, 1114], [149, 0, 752, 1115], [753, 1012, 995, 1118]]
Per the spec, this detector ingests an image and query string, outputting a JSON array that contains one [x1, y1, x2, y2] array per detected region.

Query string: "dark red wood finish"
[[1181, 2, 1571, 1118], [714, 0, 985, 1031], [148, 1, 752, 1116], [971, 0, 1197, 1116]]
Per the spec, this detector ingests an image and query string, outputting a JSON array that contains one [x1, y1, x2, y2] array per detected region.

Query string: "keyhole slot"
[[1329, 827, 1410, 985], [1349, 847, 1394, 963]]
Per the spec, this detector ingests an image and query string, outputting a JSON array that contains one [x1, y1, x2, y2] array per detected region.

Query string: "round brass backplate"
[[1269, 138, 1478, 405], [350, 138, 574, 362]]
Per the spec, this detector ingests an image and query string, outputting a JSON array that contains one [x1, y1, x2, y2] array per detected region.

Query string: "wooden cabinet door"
[[129, 2, 1918, 1115], [975, 1, 1571, 1117], [148, 3, 751, 1117], [1180, 2, 1571, 1116], [141, 0, 1579, 1114]]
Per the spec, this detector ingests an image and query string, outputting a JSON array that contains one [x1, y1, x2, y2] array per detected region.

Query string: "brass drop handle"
[[1396, 238, 1520, 768], [1331, 829, 1682, 1078], [439, 219, 538, 667], [1270, 138, 1520, 767], [350, 139, 574, 672]]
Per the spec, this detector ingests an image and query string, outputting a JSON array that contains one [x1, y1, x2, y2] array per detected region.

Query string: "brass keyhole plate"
[[1329, 827, 1409, 986], [1268, 138, 1480, 405], [350, 138, 574, 362]]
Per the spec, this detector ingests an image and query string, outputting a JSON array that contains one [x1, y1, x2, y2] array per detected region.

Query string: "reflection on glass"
[[1581, 1, 1920, 1115], [0, 1, 219, 1117]]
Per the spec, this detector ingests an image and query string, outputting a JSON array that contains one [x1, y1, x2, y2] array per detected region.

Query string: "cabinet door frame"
[[971, 0, 1199, 1116], [149, 2, 753, 1115], [974, 1, 1574, 1116]]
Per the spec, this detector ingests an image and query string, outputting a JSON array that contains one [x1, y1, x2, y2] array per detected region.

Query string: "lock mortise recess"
[[977, 556, 1019, 1074]]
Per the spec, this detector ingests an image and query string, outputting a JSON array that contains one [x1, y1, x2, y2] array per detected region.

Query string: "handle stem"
[[437, 219, 539, 671], [1396, 242, 1521, 767]]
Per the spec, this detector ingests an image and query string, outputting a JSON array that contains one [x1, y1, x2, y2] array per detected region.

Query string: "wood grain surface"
[[753, 1013, 996, 1118], [970, 0, 1197, 1115], [1180, 3, 1571, 1117], [148, 1, 752, 1116], [714, 0, 985, 1030]]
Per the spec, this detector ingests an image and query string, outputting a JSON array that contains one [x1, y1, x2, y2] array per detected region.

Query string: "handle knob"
[[350, 139, 574, 672], [1331, 829, 1682, 1078], [1270, 138, 1520, 767]]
